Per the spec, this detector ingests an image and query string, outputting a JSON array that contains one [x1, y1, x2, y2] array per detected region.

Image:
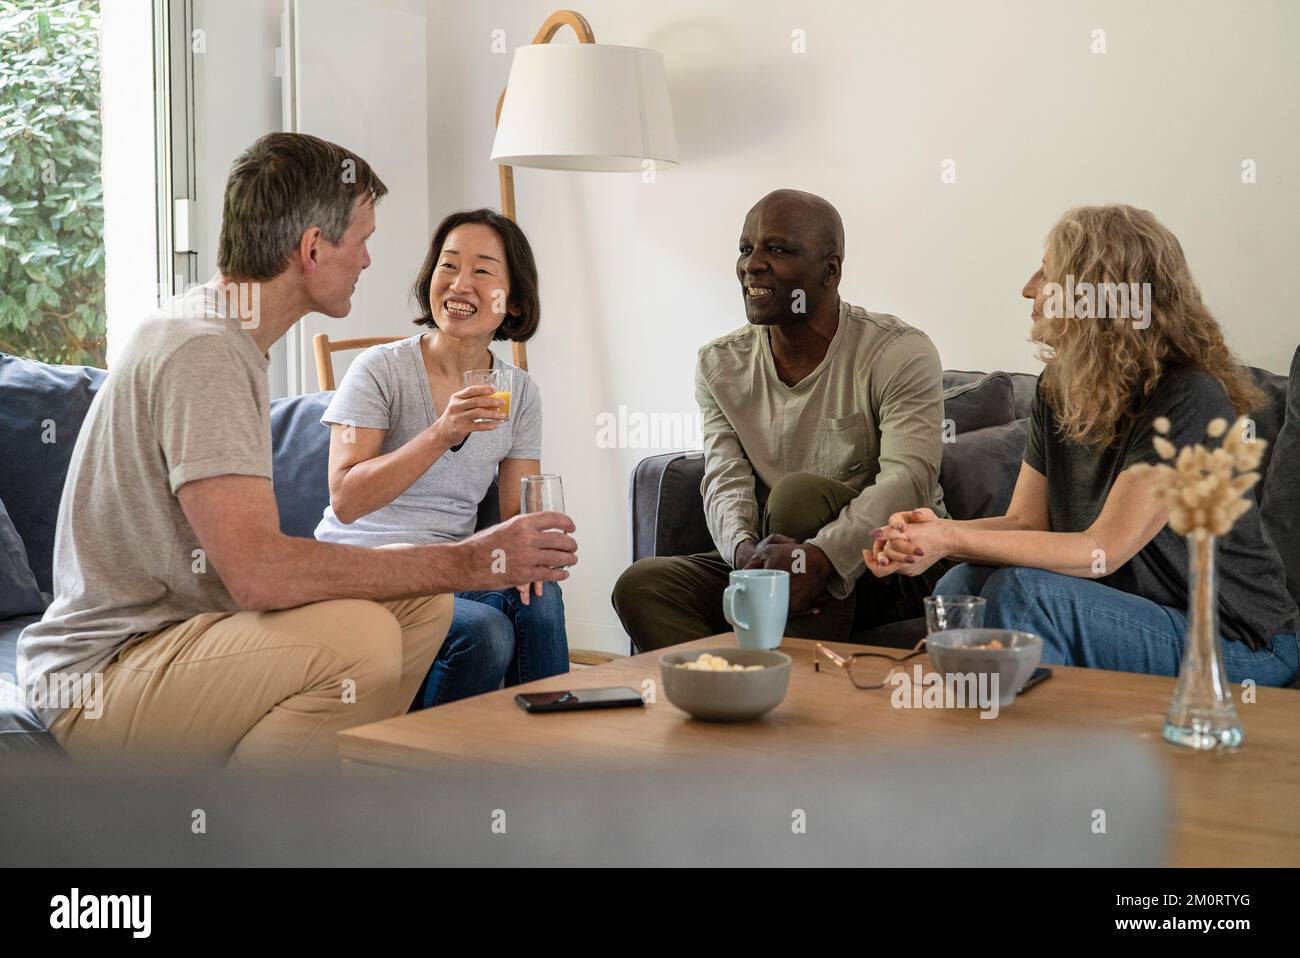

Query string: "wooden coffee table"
[[338, 635, 1300, 866]]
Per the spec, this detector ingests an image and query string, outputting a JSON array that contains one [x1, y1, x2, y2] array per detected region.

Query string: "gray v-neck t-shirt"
[[313, 334, 541, 546]]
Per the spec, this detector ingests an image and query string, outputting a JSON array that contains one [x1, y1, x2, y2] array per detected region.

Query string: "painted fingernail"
[[916, 548, 925, 557], [870, 528, 883, 539]]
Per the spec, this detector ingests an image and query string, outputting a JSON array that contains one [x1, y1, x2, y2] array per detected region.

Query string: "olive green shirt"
[[695, 300, 948, 598]]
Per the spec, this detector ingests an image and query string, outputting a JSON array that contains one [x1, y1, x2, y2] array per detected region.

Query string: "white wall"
[[193, 0, 285, 391], [291, 0, 429, 392], [423, 0, 1300, 654], [191, 0, 429, 397], [193, 0, 282, 282]]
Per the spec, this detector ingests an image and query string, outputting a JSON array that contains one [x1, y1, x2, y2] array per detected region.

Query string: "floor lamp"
[[490, 9, 679, 371], [490, 11, 677, 665]]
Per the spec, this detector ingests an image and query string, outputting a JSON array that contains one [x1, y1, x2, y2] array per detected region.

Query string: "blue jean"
[[410, 582, 569, 709], [934, 564, 1299, 687]]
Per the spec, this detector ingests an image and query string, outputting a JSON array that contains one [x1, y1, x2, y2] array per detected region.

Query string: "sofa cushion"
[[939, 418, 1028, 521], [629, 451, 713, 561], [269, 389, 500, 540], [1261, 347, 1300, 606], [270, 391, 334, 538], [1243, 364, 1289, 493], [0, 354, 107, 593], [0, 613, 41, 680], [942, 370, 986, 392], [0, 615, 66, 757], [944, 369, 1038, 422], [0, 497, 47, 619], [1008, 373, 1039, 420], [942, 371, 1017, 435]]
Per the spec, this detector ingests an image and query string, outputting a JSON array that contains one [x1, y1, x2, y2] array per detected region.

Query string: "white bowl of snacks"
[[658, 648, 792, 722]]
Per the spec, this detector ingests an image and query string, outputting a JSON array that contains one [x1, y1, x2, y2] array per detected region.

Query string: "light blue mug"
[[723, 569, 790, 650]]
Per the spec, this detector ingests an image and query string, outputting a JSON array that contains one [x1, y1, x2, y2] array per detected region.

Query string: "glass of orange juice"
[[463, 367, 512, 424]]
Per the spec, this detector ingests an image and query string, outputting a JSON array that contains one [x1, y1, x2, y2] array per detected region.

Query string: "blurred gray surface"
[[0, 733, 1168, 866]]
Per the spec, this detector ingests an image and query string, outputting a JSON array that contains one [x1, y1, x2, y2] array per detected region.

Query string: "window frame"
[[153, 0, 198, 298]]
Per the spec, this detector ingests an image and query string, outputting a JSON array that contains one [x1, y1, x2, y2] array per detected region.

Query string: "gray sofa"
[[628, 357, 1300, 653]]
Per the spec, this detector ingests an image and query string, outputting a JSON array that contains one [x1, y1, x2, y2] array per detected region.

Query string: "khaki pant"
[[612, 473, 946, 652], [48, 594, 452, 769]]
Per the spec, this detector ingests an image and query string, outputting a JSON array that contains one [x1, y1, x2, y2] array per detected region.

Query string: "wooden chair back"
[[312, 333, 403, 391]]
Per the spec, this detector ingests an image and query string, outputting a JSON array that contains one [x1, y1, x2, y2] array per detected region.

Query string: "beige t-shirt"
[[18, 282, 271, 725], [695, 300, 947, 598]]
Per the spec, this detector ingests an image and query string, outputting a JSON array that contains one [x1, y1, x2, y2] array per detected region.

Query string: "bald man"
[[612, 189, 950, 650]]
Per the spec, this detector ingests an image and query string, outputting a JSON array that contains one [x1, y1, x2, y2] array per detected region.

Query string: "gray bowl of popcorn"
[[659, 648, 792, 722], [924, 628, 1042, 708]]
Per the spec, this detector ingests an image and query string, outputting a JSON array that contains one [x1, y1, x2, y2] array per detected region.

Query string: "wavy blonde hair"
[[1034, 204, 1263, 448]]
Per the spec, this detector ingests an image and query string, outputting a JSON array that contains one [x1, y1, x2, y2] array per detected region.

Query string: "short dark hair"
[[411, 209, 540, 342], [217, 132, 387, 280]]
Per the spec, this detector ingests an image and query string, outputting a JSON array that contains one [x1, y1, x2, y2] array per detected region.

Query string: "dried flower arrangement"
[[1131, 415, 1267, 539], [1132, 414, 1266, 750]]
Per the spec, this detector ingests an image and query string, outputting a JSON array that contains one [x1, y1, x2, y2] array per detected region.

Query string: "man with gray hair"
[[18, 133, 577, 767]]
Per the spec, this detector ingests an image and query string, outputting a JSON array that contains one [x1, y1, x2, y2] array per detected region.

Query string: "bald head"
[[737, 189, 845, 327], [749, 189, 845, 260]]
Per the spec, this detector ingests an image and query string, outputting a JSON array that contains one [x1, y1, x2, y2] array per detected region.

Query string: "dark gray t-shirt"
[[1024, 365, 1298, 651]]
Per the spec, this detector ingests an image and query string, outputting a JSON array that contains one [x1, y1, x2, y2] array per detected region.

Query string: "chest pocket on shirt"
[[813, 412, 870, 481]]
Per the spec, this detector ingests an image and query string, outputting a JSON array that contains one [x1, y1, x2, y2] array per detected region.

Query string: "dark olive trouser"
[[612, 472, 947, 652]]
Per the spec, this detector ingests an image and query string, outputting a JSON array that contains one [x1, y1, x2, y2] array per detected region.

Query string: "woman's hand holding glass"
[[866, 507, 953, 578], [431, 385, 507, 447]]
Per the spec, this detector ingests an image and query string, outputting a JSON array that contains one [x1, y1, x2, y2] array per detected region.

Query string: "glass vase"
[[1162, 533, 1243, 749]]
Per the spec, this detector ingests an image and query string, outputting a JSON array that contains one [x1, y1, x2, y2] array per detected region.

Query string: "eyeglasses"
[[813, 640, 928, 690]]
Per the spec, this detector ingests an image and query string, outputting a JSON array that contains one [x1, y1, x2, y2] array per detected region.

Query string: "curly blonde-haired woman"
[[869, 205, 1298, 685]]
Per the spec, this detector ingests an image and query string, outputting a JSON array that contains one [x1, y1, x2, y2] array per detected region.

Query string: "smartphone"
[[515, 687, 645, 713], [1018, 667, 1053, 694]]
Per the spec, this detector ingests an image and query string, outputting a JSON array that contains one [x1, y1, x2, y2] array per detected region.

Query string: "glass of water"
[[924, 595, 986, 634], [520, 474, 564, 516], [521, 474, 566, 571]]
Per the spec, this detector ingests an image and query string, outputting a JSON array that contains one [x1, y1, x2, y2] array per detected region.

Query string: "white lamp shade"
[[491, 43, 679, 172]]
